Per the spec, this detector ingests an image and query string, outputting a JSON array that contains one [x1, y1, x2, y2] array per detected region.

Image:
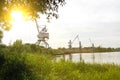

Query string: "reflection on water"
[[56, 52, 120, 65]]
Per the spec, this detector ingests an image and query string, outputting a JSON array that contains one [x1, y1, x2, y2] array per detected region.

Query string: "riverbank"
[[0, 53, 120, 80], [56, 47, 120, 54], [0, 42, 120, 80], [61, 50, 119, 54]]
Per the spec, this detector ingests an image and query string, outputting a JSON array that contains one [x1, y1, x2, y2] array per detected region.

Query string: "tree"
[[0, 30, 3, 43], [0, 0, 65, 30]]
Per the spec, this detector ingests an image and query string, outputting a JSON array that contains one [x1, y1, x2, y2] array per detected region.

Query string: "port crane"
[[68, 35, 82, 50], [35, 19, 49, 48], [68, 35, 82, 61]]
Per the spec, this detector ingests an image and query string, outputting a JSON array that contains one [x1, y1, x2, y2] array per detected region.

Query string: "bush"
[[0, 53, 54, 80], [1, 44, 120, 80], [0, 53, 34, 80]]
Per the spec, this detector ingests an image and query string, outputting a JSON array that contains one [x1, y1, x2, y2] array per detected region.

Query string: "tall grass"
[[0, 41, 120, 80], [0, 52, 120, 80]]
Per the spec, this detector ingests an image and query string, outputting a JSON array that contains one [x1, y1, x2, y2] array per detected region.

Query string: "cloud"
[[52, 0, 120, 48], [3, 0, 120, 48]]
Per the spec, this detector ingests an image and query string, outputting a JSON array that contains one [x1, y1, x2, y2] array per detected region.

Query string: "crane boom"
[[71, 35, 79, 44], [35, 19, 40, 33]]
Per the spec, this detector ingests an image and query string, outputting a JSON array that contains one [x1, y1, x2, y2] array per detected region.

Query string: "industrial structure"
[[35, 19, 49, 48], [68, 35, 82, 50], [68, 35, 82, 61]]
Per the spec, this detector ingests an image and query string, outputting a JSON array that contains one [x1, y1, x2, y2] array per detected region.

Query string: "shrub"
[[0, 53, 34, 80]]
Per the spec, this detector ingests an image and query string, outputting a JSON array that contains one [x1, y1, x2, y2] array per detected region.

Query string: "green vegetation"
[[0, 53, 120, 80], [0, 0, 65, 30], [58, 46, 120, 54], [0, 40, 120, 80]]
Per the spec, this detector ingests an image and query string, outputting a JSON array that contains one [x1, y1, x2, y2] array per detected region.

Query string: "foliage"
[[58, 46, 118, 54], [0, 52, 120, 80], [0, 41, 120, 80], [2, 40, 60, 55], [0, 52, 54, 80], [0, 30, 3, 43], [0, 0, 65, 30], [94, 46, 114, 52], [116, 48, 120, 52], [0, 53, 34, 80]]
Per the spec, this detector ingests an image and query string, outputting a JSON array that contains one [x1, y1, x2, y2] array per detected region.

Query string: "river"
[[56, 52, 120, 65]]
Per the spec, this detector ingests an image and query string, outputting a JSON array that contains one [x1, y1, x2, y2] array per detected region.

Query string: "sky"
[[2, 0, 120, 48]]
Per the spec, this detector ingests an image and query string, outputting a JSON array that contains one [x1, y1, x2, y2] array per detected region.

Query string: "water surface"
[[56, 52, 120, 65]]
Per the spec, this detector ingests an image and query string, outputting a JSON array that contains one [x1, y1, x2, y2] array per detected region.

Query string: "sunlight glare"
[[11, 10, 23, 21], [11, 10, 25, 27]]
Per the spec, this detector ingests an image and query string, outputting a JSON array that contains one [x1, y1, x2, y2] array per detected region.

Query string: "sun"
[[11, 10, 24, 22], [11, 10, 25, 27]]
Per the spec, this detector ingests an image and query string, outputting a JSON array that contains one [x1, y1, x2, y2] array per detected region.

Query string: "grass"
[[0, 52, 120, 80], [0, 42, 120, 80]]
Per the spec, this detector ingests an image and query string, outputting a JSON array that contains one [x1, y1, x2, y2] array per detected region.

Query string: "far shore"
[[55, 51, 120, 55]]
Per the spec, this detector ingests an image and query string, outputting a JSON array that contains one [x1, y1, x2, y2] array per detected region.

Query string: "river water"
[[56, 52, 120, 65]]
